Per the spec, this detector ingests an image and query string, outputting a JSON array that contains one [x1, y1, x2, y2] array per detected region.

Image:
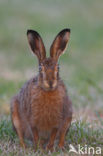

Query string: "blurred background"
[[0, 0, 103, 122]]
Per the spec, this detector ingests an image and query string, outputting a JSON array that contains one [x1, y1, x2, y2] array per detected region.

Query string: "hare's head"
[[27, 29, 70, 91]]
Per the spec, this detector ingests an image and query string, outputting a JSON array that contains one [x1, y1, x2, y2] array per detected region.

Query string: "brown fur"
[[10, 29, 72, 151]]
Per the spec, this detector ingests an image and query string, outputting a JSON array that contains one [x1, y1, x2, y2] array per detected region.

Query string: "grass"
[[0, 116, 103, 156], [0, 0, 103, 155]]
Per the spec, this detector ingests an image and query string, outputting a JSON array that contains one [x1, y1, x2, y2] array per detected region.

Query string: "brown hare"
[[10, 29, 72, 151]]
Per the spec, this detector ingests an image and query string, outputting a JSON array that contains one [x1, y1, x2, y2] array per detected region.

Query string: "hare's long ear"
[[27, 30, 46, 63], [50, 29, 70, 62]]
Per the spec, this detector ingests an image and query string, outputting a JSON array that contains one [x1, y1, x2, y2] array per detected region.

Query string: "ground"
[[0, 0, 103, 155]]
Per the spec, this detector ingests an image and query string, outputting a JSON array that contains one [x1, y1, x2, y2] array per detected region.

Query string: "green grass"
[[0, 116, 103, 156], [0, 0, 103, 155]]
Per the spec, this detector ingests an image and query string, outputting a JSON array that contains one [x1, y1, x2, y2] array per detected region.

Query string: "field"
[[0, 0, 103, 155]]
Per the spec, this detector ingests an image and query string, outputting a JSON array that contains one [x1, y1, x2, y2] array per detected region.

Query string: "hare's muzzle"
[[43, 79, 57, 91]]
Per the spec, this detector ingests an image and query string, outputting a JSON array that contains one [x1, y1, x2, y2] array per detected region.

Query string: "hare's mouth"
[[42, 85, 57, 91], [42, 80, 57, 91]]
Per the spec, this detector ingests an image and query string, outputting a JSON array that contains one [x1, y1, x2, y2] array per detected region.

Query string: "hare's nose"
[[49, 81, 53, 88]]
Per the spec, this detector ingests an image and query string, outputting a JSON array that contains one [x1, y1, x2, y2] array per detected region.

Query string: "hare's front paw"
[[58, 142, 65, 151], [20, 142, 26, 149], [46, 143, 54, 152]]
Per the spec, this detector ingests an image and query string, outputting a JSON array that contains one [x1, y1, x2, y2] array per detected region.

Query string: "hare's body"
[[11, 76, 72, 138], [11, 29, 72, 150]]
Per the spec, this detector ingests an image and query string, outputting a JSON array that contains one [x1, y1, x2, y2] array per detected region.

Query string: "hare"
[[10, 29, 72, 151]]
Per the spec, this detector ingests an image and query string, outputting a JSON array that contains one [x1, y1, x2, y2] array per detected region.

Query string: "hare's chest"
[[30, 91, 64, 130]]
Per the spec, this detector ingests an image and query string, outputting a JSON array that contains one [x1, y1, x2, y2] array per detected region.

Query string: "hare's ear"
[[27, 30, 46, 63], [50, 29, 70, 61]]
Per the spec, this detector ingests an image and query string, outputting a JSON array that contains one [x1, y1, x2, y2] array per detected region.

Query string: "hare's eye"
[[39, 66, 42, 71], [57, 65, 59, 70], [39, 64, 45, 70]]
